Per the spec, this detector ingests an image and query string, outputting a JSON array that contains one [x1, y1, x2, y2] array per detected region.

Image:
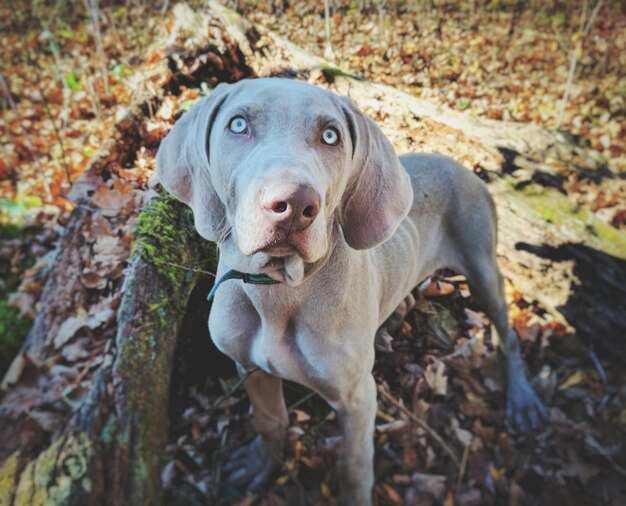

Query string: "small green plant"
[[0, 300, 31, 375], [0, 224, 34, 375], [0, 196, 43, 225]]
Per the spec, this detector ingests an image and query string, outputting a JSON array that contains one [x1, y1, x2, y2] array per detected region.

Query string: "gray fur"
[[157, 78, 546, 505]]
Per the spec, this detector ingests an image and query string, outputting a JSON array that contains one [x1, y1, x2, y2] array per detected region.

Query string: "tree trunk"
[[1, 196, 215, 505]]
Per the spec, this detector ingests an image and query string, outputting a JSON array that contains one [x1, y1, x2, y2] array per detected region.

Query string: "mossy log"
[[491, 178, 626, 359], [0, 195, 215, 505]]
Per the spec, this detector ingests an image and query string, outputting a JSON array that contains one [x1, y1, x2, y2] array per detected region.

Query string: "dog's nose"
[[260, 185, 320, 231]]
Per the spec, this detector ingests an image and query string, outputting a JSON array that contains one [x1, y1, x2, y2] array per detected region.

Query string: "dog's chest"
[[248, 319, 309, 379], [209, 294, 322, 384]]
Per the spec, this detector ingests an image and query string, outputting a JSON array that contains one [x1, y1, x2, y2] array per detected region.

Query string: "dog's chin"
[[280, 255, 306, 286], [236, 239, 324, 287]]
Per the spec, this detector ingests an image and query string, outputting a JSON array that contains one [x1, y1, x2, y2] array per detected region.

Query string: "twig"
[[207, 367, 260, 418], [43, 102, 72, 187], [82, 69, 102, 119], [25, 49, 73, 187], [42, 28, 70, 131], [13, 5, 72, 188], [323, 0, 335, 60], [162, 260, 216, 278], [455, 442, 470, 493], [288, 390, 316, 411], [279, 458, 314, 504], [556, 0, 604, 128], [378, 385, 460, 467], [85, 0, 109, 94]]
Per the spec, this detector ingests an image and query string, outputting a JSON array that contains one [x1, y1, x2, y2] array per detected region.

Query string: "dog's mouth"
[[251, 253, 305, 286], [232, 218, 331, 286], [255, 242, 298, 257], [249, 231, 313, 259]]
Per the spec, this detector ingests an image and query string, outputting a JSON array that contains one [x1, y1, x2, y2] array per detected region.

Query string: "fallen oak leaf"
[[67, 173, 103, 202], [424, 360, 448, 396], [92, 235, 128, 264], [451, 417, 473, 446], [91, 180, 135, 217], [53, 299, 116, 349], [53, 308, 89, 349], [7, 291, 37, 319], [80, 270, 107, 290], [558, 370, 585, 391], [411, 472, 447, 501], [465, 308, 490, 328]]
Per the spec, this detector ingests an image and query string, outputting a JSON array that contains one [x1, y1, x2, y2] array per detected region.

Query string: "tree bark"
[[1, 195, 215, 505]]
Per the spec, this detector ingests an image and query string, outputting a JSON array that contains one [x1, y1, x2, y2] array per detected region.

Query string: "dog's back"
[[373, 153, 497, 322]]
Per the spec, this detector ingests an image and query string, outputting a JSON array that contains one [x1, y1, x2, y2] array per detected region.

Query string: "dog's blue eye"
[[322, 127, 339, 146], [229, 116, 248, 134]]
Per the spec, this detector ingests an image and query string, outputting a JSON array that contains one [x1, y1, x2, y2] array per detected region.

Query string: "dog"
[[157, 77, 546, 505]]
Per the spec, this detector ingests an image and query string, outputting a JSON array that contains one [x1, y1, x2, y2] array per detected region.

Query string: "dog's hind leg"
[[460, 245, 547, 431]]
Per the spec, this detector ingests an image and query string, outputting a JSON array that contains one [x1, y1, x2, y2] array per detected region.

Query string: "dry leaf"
[[7, 291, 36, 319], [424, 360, 448, 396], [1, 353, 27, 389], [411, 472, 446, 501], [53, 308, 89, 349]]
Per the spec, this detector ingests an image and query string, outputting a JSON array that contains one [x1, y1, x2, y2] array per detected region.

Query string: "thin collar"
[[207, 269, 280, 301]]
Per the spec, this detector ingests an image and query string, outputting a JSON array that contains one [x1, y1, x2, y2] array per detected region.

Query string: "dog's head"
[[157, 78, 412, 285]]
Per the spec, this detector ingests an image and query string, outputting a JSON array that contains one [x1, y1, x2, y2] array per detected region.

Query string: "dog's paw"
[[223, 435, 282, 492], [506, 377, 548, 432]]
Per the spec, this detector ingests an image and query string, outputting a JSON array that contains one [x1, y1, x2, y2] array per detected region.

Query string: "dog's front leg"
[[332, 374, 377, 506], [224, 366, 288, 491]]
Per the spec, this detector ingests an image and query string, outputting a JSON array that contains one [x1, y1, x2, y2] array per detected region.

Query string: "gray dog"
[[157, 78, 546, 505]]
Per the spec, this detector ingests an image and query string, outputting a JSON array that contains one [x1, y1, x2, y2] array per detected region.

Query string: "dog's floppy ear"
[[156, 83, 230, 242], [339, 97, 413, 250]]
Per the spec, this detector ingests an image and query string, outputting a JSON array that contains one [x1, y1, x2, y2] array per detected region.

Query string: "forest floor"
[[1, 1, 625, 505]]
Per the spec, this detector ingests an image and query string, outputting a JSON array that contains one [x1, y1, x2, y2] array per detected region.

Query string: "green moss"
[[0, 223, 21, 239], [0, 301, 31, 374], [109, 192, 217, 504], [132, 193, 196, 287], [0, 451, 21, 505], [131, 192, 216, 323], [521, 186, 624, 248], [0, 224, 34, 376], [495, 177, 626, 259], [12, 433, 94, 505], [0, 197, 43, 225]]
